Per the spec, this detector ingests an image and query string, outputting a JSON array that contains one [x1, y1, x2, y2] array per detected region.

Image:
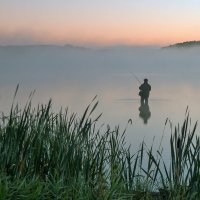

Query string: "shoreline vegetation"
[[164, 40, 200, 49], [0, 91, 200, 199]]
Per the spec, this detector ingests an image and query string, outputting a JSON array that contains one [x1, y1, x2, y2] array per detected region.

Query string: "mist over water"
[[1, 45, 200, 157]]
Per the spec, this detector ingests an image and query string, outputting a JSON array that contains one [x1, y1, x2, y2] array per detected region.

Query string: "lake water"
[[1, 45, 200, 159]]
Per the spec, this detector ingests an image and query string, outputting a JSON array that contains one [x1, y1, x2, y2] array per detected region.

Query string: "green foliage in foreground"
[[0, 93, 200, 199]]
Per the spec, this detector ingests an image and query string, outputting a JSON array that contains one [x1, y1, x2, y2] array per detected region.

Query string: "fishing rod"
[[129, 72, 142, 84]]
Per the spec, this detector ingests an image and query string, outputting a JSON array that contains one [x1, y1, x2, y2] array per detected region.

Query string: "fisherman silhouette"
[[139, 101, 151, 124], [139, 79, 151, 105]]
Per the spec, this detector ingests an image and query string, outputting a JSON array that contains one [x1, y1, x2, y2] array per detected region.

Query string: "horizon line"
[[0, 40, 198, 48], [0, 43, 165, 48]]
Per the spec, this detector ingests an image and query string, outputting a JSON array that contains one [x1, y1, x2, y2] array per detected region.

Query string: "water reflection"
[[139, 101, 151, 124], [1, 45, 200, 158]]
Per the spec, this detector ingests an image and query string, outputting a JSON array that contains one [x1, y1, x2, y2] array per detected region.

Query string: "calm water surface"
[[1, 45, 200, 159]]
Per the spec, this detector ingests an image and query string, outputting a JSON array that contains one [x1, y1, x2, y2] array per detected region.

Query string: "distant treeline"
[[164, 40, 200, 48]]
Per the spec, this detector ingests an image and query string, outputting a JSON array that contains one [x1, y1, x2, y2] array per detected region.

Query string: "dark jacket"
[[139, 83, 151, 98]]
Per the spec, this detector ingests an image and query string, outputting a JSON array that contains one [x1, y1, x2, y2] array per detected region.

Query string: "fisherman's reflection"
[[139, 101, 151, 124]]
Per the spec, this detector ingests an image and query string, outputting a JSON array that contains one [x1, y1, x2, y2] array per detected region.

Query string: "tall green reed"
[[1, 89, 200, 199], [0, 93, 142, 198], [145, 109, 200, 199]]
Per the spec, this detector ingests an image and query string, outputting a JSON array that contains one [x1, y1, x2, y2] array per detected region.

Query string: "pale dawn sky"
[[1, 0, 200, 46]]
